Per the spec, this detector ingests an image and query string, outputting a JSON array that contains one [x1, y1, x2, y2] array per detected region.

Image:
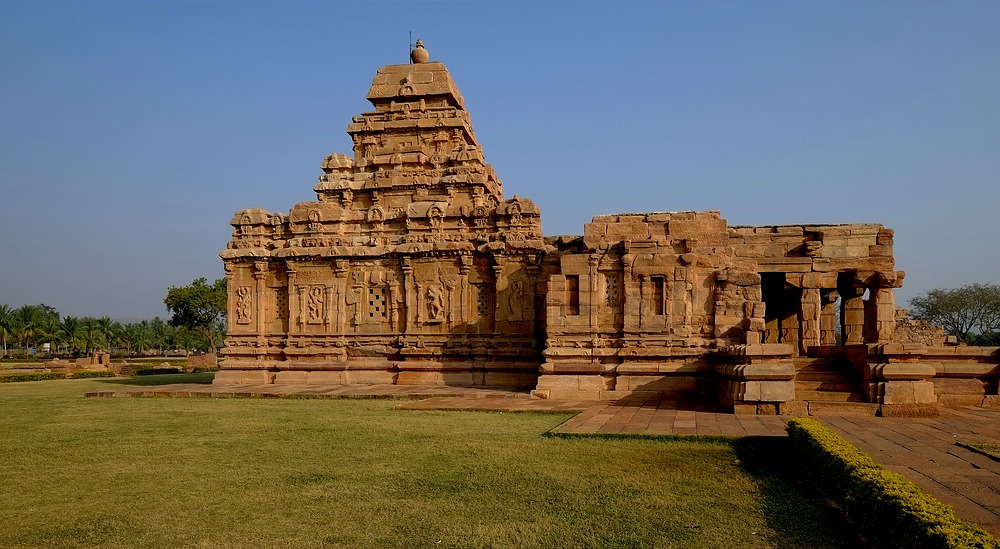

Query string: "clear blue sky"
[[1, 1, 998, 320]]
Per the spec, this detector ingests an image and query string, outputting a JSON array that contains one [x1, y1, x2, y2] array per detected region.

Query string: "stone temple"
[[219, 42, 999, 414]]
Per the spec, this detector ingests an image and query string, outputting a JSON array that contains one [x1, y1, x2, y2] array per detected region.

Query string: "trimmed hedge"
[[71, 370, 116, 379], [787, 418, 998, 549], [0, 372, 67, 383], [134, 367, 184, 376]]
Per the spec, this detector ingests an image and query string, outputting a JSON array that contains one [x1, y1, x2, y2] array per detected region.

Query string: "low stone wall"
[[893, 308, 947, 346], [818, 343, 1000, 415]]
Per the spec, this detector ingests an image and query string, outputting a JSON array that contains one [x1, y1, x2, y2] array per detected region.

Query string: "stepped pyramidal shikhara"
[[221, 41, 994, 415]]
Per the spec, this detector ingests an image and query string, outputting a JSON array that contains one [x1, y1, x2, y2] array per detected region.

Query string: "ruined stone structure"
[[219, 43, 999, 413]]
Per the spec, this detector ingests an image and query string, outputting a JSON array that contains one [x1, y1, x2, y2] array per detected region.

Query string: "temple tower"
[[219, 42, 548, 387]]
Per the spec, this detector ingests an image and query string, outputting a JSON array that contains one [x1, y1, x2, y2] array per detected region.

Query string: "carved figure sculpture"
[[236, 286, 252, 323], [426, 284, 444, 321], [307, 287, 324, 323]]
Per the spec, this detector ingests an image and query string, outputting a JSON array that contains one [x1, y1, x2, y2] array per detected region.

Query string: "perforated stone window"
[[474, 284, 491, 316], [605, 273, 620, 307], [368, 287, 387, 319], [274, 290, 288, 320]]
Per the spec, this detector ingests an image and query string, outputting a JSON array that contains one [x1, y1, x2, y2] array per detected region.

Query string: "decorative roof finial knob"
[[410, 39, 429, 64]]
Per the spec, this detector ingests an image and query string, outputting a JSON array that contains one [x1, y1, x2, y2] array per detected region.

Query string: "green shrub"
[[786, 418, 998, 548], [71, 370, 116, 379], [191, 366, 220, 373], [134, 367, 183, 376], [0, 372, 68, 383]]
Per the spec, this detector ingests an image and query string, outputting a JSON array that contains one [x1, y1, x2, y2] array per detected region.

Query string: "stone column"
[[588, 254, 599, 330], [820, 290, 839, 345], [324, 286, 334, 331], [492, 259, 504, 336], [253, 262, 268, 336], [874, 287, 896, 344], [622, 254, 639, 332], [224, 263, 236, 331], [296, 287, 306, 332], [458, 255, 471, 327], [637, 275, 646, 330], [799, 288, 821, 355], [401, 257, 413, 334], [525, 257, 540, 335], [841, 288, 865, 345]]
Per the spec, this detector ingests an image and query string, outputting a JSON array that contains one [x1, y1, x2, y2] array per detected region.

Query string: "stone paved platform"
[[821, 407, 1000, 537], [546, 399, 789, 437], [85, 383, 537, 400], [85, 383, 1000, 536]]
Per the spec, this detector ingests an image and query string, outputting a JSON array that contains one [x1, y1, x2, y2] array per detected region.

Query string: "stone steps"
[[795, 370, 853, 382], [793, 356, 868, 404], [795, 380, 858, 392], [792, 358, 845, 372], [803, 400, 880, 416], [795, 389, 867, 402]]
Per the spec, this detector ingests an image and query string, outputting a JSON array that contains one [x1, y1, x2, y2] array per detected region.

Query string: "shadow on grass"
[[733, 436, 865, 549], [92, 372, 216, 386]]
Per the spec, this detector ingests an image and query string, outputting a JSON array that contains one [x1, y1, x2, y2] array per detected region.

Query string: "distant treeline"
[[0, 303, 224, 358]]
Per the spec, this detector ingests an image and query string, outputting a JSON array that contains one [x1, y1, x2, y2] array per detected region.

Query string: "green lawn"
[[0, 378, 854, 548]]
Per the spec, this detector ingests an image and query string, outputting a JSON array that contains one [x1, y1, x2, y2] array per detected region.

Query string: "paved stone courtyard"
[[88, 384, 1000, 536]]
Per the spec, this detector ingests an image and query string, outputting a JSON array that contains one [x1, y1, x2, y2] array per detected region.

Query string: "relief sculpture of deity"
[[307, 286, 324, 323], [426, 284, 444, 322], [236, 286, 252, 323]]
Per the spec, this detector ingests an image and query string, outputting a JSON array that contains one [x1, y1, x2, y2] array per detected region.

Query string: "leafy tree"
[[909, 283, 1000, 344], [34, 304, 60, 324], [164, 278, 227, 351]]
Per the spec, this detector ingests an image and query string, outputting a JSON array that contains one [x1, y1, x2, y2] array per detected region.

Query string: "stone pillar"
[[224, 263, 236, 331], [296, 286, 306, 332], [874, 287, 896, 344], [842, 288, 865, 345], [637, 275, 646, 329], [401, 257, 413, 334], [322, 286, 332, 330], [799, 288, 821, 355], [253, 262, 268, 336], [492, 258, 504, 336], [587, 254, 599, 330], [458, 254, 471, 327], [622, 254, 639, 332], [525, 257, 540, 334], [820, 290, 839, 345]]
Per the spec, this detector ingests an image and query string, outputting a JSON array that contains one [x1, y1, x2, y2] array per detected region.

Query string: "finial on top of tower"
[[410, 39, 429, 64]]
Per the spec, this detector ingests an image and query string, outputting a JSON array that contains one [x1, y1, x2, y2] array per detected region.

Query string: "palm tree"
[[12, 305, 41, 358], [94, 316, 121, 354], [78, 319, 105, 356], [56, 316, 82, 356], [36, 316, 58, 356], [134, 320, 152, 355], [149, 317, 169, 355], [0, 304, 13, 357]]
